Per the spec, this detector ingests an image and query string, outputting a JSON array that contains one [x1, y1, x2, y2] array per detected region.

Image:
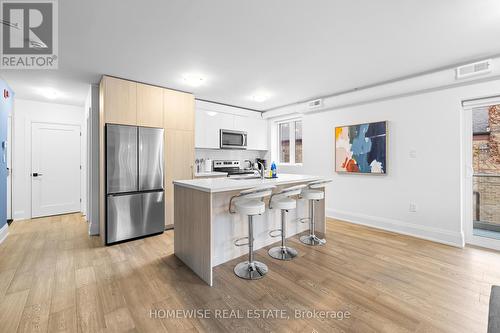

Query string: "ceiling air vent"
[[456, 59, 492, 79], [307, 98, 323, 110]]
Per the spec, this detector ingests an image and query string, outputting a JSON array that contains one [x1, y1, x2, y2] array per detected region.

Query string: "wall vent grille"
[[307, 98, 323, 109], [456, 59, 492, 79]]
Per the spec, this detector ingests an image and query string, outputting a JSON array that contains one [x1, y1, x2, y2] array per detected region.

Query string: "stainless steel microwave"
[[220, 129, 247, 149]]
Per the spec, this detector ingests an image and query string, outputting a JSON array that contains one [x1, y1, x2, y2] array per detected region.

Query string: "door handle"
[[32, 172, 43, 177]]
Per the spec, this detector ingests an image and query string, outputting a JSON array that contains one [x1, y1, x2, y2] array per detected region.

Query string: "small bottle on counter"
[[271, 162, 277, 178]]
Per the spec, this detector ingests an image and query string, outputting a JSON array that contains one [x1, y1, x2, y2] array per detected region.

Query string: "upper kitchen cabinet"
[[195, 101, 268, 150], [234, 115, 268, 150], [195, 108, 234, 149], [163, 89, 195, 131], [101, 76, 137, 125], [137, 83, 163, 127]]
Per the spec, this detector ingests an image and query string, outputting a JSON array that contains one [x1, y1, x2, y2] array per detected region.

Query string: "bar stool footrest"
[[234, 237, 249, 247], [268, 229, 282, 238], [298, 217, 311, 224]]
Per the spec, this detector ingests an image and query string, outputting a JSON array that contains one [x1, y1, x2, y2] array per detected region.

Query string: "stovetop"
[[213, 160, 255, 176]]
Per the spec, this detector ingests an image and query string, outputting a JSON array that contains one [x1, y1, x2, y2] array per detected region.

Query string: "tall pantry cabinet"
[[99, 76, 195, 241]]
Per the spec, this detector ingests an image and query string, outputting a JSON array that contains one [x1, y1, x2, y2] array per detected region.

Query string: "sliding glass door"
[[464, 99, 500, 250]]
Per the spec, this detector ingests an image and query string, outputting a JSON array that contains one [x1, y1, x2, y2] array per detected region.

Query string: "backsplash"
[[195, 149, 269, 171]]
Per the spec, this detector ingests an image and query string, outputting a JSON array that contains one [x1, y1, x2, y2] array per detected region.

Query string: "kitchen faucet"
[[256, 161, 265, 180]]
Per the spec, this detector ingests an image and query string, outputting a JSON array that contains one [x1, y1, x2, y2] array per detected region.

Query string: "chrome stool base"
[[268, 246, 298, 260], [234, 261, 268, 279], [300, 234, 326, 246]]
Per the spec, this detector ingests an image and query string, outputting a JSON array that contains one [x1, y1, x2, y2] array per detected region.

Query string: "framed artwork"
[[335, 121, 387, 174]]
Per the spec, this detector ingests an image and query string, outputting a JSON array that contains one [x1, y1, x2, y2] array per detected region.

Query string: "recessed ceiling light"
[[37, 87, 59, 100], [251, 92, 271, 103], [206, 111, 218, 117], [182, 73, 205, 87]]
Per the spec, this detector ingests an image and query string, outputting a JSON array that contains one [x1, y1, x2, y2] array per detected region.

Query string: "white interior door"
[[31, 123, 81, 218], [6, 115, 11, 220]]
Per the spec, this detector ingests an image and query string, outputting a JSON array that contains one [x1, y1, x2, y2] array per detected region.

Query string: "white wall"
[[268, 78, 500, 247], [12, 98, 85, 220], [85, 85, 100, 236]]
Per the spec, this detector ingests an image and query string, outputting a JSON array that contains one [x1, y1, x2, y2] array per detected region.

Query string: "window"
[[277, 119, 302, 164], [295, 120, 302, 163], [278, 122, 290, 163]]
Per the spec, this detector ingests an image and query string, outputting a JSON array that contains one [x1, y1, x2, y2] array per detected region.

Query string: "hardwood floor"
[[0, 213, 498, 332]]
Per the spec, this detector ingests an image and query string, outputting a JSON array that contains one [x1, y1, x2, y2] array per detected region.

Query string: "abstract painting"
[[335, 121, 387, 174]]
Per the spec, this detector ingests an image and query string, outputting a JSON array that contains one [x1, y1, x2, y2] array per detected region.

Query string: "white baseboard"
[[327, 209, 464, 248], [0, 223, 9, 245]]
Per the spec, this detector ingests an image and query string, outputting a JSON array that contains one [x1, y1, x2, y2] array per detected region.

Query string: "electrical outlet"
[[409, 203, 417, 213], [409, 150, 417, 159]]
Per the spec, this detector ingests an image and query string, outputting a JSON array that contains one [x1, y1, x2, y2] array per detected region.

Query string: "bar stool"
[[229, 185, 275, 280], [300, 179, 332, 246], [267, 184, 307, 260]]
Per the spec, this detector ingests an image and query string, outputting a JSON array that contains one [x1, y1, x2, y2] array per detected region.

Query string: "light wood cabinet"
[[163, 89, 195, 131], [137, 83, 163, 127], [99, 75, 195, 242], [163, 89, 195, 227], [102, 76, 137, 125], [165, 129, 194, 227]]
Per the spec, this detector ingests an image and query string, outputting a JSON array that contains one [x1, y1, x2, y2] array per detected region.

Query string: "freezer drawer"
[[141, 191, 165, 235], [106, 191, 165, 244], [139, 127, 164, 191], [106, 125, 138, 194]]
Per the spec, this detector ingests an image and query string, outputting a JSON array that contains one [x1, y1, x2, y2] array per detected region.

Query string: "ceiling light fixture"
[[182, 73, 205, 88], [251, 92, 271, 103]]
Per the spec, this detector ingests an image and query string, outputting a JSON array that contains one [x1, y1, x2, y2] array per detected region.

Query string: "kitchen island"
[[173, 174, 325, 286]]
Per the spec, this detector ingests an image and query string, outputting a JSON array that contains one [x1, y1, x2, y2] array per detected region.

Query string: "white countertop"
[[194, 171, 228, 177], [173, 174, 321, 193]]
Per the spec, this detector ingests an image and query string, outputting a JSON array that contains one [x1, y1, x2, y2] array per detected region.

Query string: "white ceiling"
[[2, 0, 500, 110]]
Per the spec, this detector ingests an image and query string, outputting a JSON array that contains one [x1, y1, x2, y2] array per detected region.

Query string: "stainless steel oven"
[[220, 129, 247, 149]]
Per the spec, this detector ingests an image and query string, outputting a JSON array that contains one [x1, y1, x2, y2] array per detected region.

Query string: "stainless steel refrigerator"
[[105, 124, 165, 244]]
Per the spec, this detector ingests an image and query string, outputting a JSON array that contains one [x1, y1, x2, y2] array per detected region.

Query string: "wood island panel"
[[173, 179, 326, 286], [173, 185, 213, 285]]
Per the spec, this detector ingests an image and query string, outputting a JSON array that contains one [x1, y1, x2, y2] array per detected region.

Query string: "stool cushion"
[[235, 199, 266, 216], [309, 179, 332, 189], [301, 189, 324, 200], [271, 197, 296, 210]]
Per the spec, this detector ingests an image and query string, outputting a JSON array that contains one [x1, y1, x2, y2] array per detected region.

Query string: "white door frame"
[[6, 114, 12, 221], [461, 95, 500, 250], [29, 121, 82, 218]]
